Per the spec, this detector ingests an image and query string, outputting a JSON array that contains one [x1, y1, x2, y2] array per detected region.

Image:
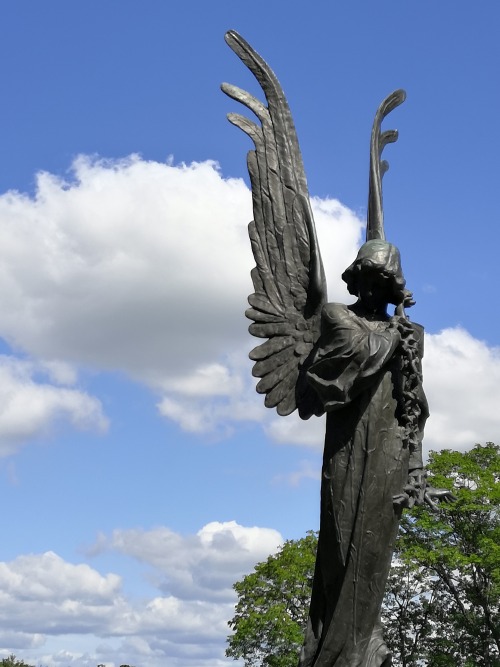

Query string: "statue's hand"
[[423, 486, 457, 512], [393, 469, 426, 509], [393, 470, 457, 512], [403, 289, 416, 309]]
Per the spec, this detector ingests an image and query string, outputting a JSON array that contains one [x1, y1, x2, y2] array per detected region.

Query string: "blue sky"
[[0, 2, 499, 666]]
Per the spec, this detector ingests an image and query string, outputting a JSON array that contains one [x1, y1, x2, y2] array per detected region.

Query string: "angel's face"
[[356, 269, 393, 314]]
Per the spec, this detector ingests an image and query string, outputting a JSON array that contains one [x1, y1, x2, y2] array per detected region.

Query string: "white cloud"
[[309, 195, 363, 289], [423, 327, 500, 455], [156, 349, 264, 434], [0, 156, 253, 380], [155, 321, 500, 461], [265, 411, 325, 449], [162, 363, 243, 398], [91, 520, 282, 602], [1, 522, 283, 667], [262, 326, 500, 459], [0, 156, 362, 447], [1, 154, 497, 459], [0, 356, 107, 456], [0, 551, 128, 637], [0, 551, 121, 603]]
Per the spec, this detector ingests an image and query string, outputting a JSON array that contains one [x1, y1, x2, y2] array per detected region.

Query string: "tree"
[[226, 530, 317, 667], [226, 444, 500, 667], [0, 656, 34, 667], [387, 443, 500, 666]]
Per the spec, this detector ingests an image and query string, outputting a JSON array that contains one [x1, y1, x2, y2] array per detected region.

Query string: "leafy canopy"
[[0, 656, 34, 667], [391, 443, 500, 666], [227, 444, 500, 667], [226, 530, 317, 667]]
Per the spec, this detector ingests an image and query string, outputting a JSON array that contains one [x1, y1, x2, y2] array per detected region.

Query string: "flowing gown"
[[298, 302, 426, 667]]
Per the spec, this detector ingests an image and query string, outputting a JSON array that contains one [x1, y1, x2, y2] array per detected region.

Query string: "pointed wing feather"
[[248, 336, 295, 361], [252, 345, 297, 378], [222, 30, 327, 416]]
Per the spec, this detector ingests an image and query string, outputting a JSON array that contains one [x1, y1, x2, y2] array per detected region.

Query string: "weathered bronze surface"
[[222, 30, 452, 667]]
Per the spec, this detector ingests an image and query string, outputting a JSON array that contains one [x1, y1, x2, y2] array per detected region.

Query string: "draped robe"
[[298, 302, 427, 667]]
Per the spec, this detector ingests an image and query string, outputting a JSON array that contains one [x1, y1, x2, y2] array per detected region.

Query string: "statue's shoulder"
[[410, 320, 425, 338], [321, 302, 352, 325]]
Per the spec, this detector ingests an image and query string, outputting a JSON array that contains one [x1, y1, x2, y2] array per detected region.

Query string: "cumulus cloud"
[[0, 356, 107, 456], [259, 326, 500, 458], [1, 154, 498, 456], [265, 411, 325, 449], [0, 156, 252, 378], [423, 327, 500, 455], [90, 520, 282, 602], [157, 323, 500, 459], [17, 157, 357, 372], [1, 522, 282, 667], [0, 155, 362, 447], [0, 551, 128, 637], [261, 326, 500, 459], [0, 156, 362, 446]]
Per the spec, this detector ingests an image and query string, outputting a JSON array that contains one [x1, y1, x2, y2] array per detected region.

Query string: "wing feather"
[[264, 369, 299, 409], [252, 346, 297, 378], [276, 389, 297, 417], [247, 294, 283, 317], [222, 31, 327, 417], [258, 359, 298, 395], [248, 322, 293, 338], [248, 336, 295, 361]]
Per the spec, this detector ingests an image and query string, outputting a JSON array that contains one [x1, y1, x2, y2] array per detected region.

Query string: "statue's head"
[[342, 239, 406, 307]]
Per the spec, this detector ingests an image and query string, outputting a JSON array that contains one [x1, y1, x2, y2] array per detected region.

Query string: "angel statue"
[[222, 30, 453, 667]]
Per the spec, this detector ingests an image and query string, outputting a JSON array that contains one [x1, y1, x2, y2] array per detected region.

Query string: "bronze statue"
[[222, 30, 452, 667]]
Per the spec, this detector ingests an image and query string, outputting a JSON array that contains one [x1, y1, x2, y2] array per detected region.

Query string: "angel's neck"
[[350, 300, 389, 321]]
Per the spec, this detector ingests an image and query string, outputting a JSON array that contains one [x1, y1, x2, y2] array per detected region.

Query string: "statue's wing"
[[222, 30, 327, 417]]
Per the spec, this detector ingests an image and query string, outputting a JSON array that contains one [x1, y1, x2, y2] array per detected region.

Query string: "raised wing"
[[222, 30, 327, 417], [367, 89, 407, 241]]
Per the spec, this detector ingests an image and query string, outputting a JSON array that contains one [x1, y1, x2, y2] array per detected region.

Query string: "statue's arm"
[[303, 304, 402, 412]]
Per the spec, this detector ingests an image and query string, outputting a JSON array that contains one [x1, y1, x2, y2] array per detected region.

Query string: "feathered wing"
[[222, 30, 327, 417]]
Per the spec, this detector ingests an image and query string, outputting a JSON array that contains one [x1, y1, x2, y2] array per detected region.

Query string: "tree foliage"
[[227, 444, 500, 667], [0, 656, 34, 667], [387, 443, 500, 666], [226, 530, 317, 667]]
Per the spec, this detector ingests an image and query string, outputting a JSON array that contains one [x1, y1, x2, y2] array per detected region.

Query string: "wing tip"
[[225, 29, 239, 44], [224, 29, 247, 54], [276, 400, 296, 416]]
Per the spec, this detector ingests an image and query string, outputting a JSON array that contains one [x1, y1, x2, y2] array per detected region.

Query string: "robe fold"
[[298, 303, 427, 667]]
